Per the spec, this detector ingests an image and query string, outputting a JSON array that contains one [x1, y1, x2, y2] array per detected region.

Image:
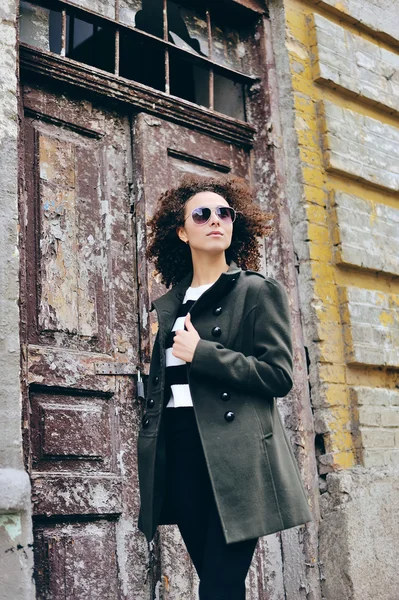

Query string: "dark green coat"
[[137, 262, 312, 544]]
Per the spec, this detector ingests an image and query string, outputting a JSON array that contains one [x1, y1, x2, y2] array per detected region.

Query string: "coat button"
[[142, 415, 150, 428], [213, 306, 222, 316], [212, 326, 222, 337], [152, 375, 159, 385], [224, 411, 235, 422], [220, 392, 230, 401], [147, 398, 155, 409]]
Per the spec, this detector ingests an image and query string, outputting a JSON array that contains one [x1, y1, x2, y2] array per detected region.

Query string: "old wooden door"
[[20, 83, 152, 599]]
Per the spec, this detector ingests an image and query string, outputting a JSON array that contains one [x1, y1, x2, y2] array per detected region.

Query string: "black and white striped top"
[[165, 282, 214, 408]]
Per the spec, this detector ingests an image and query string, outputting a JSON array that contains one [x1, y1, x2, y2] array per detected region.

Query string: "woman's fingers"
[[185, 312, 194, 330], [172, 327, 200, 362]]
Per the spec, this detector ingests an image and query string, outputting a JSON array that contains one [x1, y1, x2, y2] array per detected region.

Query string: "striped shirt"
[[165, 282, 214, 408]]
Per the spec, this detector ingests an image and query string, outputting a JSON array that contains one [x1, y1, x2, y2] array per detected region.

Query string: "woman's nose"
[[209, 209, 221, 225]]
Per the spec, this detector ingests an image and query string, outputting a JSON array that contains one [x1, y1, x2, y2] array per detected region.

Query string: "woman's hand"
[[172, 313, 200, 363]]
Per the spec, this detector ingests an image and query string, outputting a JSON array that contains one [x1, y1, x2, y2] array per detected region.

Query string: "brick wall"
[[274, 0, 399, 596], [279, 0, 399, 474], [351, 387, 399, 467]]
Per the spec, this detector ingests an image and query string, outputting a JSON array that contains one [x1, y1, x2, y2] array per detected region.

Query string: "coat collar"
[[151, 261, 241, 336]]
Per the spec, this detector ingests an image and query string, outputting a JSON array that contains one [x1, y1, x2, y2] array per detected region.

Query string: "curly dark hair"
[[146, 174, 272, 287]]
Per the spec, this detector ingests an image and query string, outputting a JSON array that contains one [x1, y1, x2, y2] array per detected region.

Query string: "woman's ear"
[[177, 226, 188, 244]]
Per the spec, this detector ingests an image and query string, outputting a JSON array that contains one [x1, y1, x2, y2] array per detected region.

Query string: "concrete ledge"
[[0, 469, 31, 513], [319, 466, 399, 600]]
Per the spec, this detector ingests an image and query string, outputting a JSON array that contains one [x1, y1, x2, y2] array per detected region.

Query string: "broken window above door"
[[19, 0, 261, 122]]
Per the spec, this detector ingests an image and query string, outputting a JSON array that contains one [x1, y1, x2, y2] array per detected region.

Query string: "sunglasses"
[[184, 206, 238, 226]]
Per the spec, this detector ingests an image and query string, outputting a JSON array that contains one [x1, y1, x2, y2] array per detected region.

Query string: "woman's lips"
[[207, 231, 223, 236]]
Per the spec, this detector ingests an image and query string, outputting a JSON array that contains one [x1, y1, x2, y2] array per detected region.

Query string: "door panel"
[[36, 131, 100, 337], [133, 114, 275, 600], [21, 84, 149, 600], [34, 520, 120, 599]]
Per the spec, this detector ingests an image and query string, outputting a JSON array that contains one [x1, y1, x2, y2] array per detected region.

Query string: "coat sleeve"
[[190, 278, 293, 398]]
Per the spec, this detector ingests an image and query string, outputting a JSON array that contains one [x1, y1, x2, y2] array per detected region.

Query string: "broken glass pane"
[[212, 20, 251, 74], [169, 51, 209, 107], [20, 1, 61, 53], [119, 0, 163, 38], [65, 15, 115, 73], [67, 0, 116, 20], [119, 0, 142, 28], [119, 30, 165, 91], [214, 72, 245, 121], [167, 2, 208, 57]]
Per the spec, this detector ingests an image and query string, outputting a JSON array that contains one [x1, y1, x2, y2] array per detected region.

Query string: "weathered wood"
[[20, 83, 150, 599], [20, 46, 256, 147]]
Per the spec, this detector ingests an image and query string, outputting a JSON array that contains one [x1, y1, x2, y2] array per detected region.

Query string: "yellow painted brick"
[[307, 223, 330, 244], [330, 406, 354, 429], [311, 261, 336, 282], [303, 184, 327, 207], [286, 28, 310, 55], [285, 9, 309, 34], [309, 243, 333, 263], [290, 54, 313, 81], [341, 324, 354, 351], [303, 166, 326, 188], [319, 343, 344, 365], [285, 3, 312, 26], [300, 146, 322, 168], [306, 12, 317, 43], [317, 320, 343, 344], [306, 203, 328, 225], [297, 128, 321, 148], [324, 384, 350, 408], [318, 333, 345, 363], [330, 212, 341, 247], [346, 369, 397, 388], [319, 363, 346, 384], [314, 283, 339, 305], [313, 302, 341, 323], [287, 36, 309, 57], [329, 429, 354, 453], [332, 451, 356, 470], [291, 73, 316, 96], [294, 104, 320, 131], [294, 93, 315, 115], [337, 286, 349, 309], [328, 175, 396, 207]]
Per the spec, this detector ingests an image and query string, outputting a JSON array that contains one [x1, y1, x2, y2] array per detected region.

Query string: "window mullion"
[[163, 0, 170, 94], [206, 8, 214, 110], [61, 9, 67, 56], [115, 29, 120, 76], [114, 0, 120, 75]]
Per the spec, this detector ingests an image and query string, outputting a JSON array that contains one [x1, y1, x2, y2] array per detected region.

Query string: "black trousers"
[[163, 407, 258, 600]]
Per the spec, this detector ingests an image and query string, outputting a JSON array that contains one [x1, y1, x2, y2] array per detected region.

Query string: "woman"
[[137, 175, 312, 599]]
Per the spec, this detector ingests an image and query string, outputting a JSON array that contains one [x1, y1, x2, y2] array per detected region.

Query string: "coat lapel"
[[151, 273, 191, 340], [151, 262, 242, 338]]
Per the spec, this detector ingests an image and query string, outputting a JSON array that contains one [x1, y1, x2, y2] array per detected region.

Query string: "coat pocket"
[[249, 396, 274, 440]]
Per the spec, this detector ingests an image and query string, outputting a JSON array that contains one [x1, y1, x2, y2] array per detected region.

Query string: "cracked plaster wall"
[[0, 1, 35, 598]]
